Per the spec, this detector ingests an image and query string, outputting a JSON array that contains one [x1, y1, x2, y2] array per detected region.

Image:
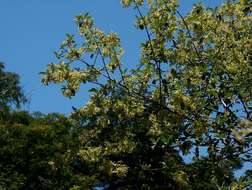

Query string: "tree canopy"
[[0, 110, 84, 190], [0, 62, 27, 108], [0, 0, 251, 189], [42, 0, 252, 189], [0, 63, 81, 190], [0, 62, 27, 123], [40, 0, 252, 189]]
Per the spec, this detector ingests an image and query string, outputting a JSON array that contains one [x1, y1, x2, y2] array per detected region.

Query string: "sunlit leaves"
[[42, 0, 252, 189], [42, 13, 124, 98], [121, 0, 133, 7]]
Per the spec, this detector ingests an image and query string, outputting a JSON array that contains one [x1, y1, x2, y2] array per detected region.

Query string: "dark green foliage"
[[0, 62, 27, 109], [0, 111, 81, 190]]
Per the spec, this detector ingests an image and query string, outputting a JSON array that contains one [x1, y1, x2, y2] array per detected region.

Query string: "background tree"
[[0, 62, 82, 190], [0, 62, 27, 108], [42, 0, 252, 189], [0, 62, 27, 121], [0, 111, 82, 190]]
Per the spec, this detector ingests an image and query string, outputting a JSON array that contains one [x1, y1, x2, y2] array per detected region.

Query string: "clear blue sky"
[[1, 0, 250, 177], [0, 0, 221, 114]]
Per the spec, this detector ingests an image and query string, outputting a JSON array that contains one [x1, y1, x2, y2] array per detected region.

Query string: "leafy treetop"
[[42, 0, 252, 189], [0, 62, 27, 109]]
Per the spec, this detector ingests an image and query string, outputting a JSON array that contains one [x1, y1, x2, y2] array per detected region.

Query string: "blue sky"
[[0, 0, 221, 114]]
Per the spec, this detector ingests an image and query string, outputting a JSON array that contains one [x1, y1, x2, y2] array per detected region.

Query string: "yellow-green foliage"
[[42, 0, 252, 189]]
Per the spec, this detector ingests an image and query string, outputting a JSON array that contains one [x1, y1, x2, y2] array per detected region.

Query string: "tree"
[[42, 0, 252, 189], [0, 62, 27, 122], [0, 62, 27, 109], [0, 111, 81, 190]]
